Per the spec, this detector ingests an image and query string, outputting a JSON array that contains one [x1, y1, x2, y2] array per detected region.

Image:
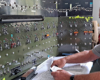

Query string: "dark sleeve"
[[92, 44, 100, 57]]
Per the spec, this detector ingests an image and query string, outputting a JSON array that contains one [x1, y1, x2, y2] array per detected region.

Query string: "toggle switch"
[[84, 43, 87, 45], [46, 34, 49, 37], [15, 27, 20, 33], [61, 24, 63, 27], [2, 28, 8, 35], [4, 43, 10, 49], [25, 26, 30, 32], [75, 24, 77, 27], [47, 25, 50, 29], [70, 33, 73, 36], [69, 24, 72, 27], [75, 43, 77, 46], [60, 32, 63, 36], [11, 42, 16, 48], [26, 38, 31, 44], [35, 37, 38, 42], [74, 30, 78, 36], [3, 69, 7, 74], [84, 31, 88, 35], [42, 35, 45, 40], [2, 65, 5, 68], [85, 24, 87, 27], [34, 27, 37, 31], [89, 43, 92, 45], [41, 26, 45, 30], [0, 44, 2, 51], [16, 40, 21, 46], [90, 23, 92, 27], [7, 67, 10, 73], [56, 33, 58, 36], [88, 31, 93, 35], [53, 25, 56, 28], [6, 53, 8, 56]]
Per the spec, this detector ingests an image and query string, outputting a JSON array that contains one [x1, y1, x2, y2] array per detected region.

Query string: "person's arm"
[[51, 50, 99, 68], [74, 72, 100, 80], [51, 70, 100, 80], [65, 50, 99, 63]]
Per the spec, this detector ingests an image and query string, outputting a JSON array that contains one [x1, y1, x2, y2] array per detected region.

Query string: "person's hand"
[[51, 58, 66, 68], [51, 70, 71, 80]]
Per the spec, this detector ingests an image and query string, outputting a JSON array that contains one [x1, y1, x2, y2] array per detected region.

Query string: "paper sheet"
[[32, 56, 93, 80], [32, 70, 54, 80]]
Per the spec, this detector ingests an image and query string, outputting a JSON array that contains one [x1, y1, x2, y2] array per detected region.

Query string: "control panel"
[[0, 16, 94, 80], [58, 17, 93, 51], [0, 17, 58, 80], [0, 0, 94, 80]]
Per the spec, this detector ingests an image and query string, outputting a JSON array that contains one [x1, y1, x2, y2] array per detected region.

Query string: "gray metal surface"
[[0, 0, 58, 16], [58, 17, 93, 51]]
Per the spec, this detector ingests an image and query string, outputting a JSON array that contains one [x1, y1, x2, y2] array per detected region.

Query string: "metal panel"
[[58, 17, 93, 52], [17, 0, 26, 15], [0, 17, 58, 80], [40, 0, 58, 17], [58, 0, 93, 16], [25, 0, 34, 15], [0, 0, 10, 15], [9, 0, 18, 15]]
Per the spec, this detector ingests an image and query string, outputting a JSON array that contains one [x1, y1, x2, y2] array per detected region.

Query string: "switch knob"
[[47, 25, 50, 29], [85, 24, 87, 27], [0, 44, 2, 51], [75, 24, 77, 27], [70, 33, 72, 36], [61, 24, 63, 27], [4, 43, 10, 49], [26, 38, 31, 44], [90, 24, 92, 27], [15, 27, 20, 33], [42, 35, 45, 40], [53, 25, 56, 28], [69, 24, 72, 27], [34, 27, 37, 31], [35, 37, 38, 42], [25, 26, 30, 32], [2, 28, 8, 35], [84, 43, 87, 45], [41, 26, 44, 30], [84, 31, 88, 35], [11, 42, 16, 48], [74, 29, 78, 36], [16, 40, 21, 46]]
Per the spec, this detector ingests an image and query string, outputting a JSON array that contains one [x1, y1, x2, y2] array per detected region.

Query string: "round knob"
[[84, 43, 87, 45], [9, 63, 11, 66], [75, 24, 77, 27], [6, 53, 8, 56], [61, 25, 63, 27], [70, 33, 72, 36], [70, 43, 72, 45], [85, 24, 87, 27], [89, 43, 92, 45], [2, 65, 5, 68], [70, 24, 72, 27], [61, 43, 63, 46], [75, 43, 77, 45]]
